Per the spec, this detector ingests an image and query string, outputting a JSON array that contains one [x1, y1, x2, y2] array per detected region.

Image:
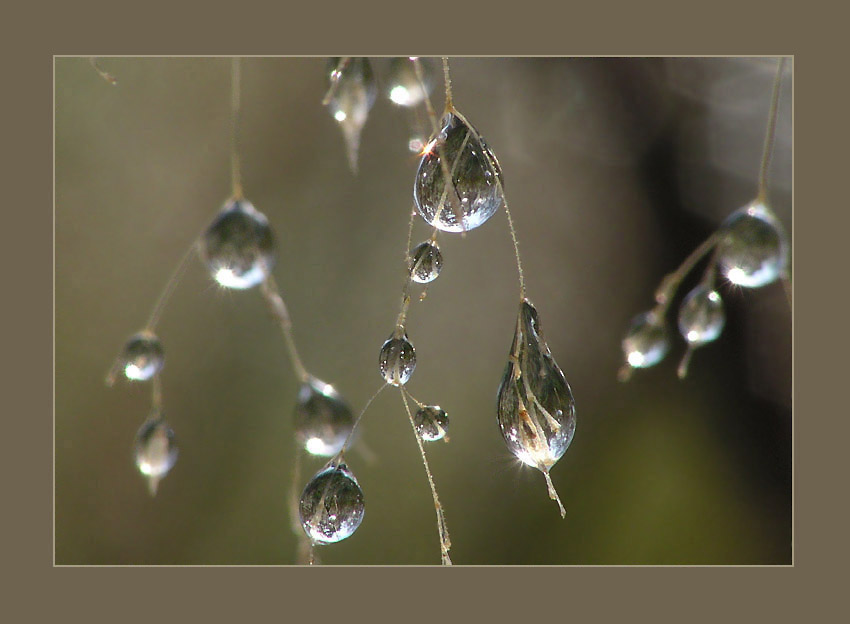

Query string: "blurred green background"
[[55, 57, 791, 565]]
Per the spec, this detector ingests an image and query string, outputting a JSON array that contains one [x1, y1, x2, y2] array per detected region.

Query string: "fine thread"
[[757, 57, 787, 202], [260, 273, 310, 383], [231, 57, 243, 199]]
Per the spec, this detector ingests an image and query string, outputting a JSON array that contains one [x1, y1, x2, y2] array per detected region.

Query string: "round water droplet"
[[717, 201, 789, 288], [414, 405, 449, 442], [326, 58, 377, 172], [678, 284, 725, 345], [414, 111, 504, 233], [378, 330, 416, 386], [386, 57, 434, 107], [201, 199, 275, 290], [299, 463, 365, 544], [497, 299, 576, 471], [409, 240, 443, 284], [118, 331, 164, 381], [294, 376, 355, 457], [622, 311, 670, 369], [134, 416, 178, 494]]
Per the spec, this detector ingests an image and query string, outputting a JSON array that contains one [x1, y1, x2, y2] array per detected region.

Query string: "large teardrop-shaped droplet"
[[497, 299, 575, 517], [386, 57, 434, 107], [378, 329, 416, 386], [134, 415, 178, 496], [201, 199, 275, 290], [414, 111, 504, 233], [619, 310, 670, 380], [716, 200, 789, 288], [107, 331, 164, 384], [299, 462, 365, 544], [325, 57, 377, 173], [409, 240, 443, 284], [294, 376, 355, 457]]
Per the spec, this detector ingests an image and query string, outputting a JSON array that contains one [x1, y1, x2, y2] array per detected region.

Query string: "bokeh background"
[[55, 57, 792, 565]]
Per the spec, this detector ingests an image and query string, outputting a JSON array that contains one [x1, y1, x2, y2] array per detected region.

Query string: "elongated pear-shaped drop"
[[676, 284, 725, 378], [294, 376, 354, 457], [325, 58, 377, 173], [414, 111, 504, 233], [134, 415, 178, 496], [299, 462, 365, 545], [497, 299, 575, 517]]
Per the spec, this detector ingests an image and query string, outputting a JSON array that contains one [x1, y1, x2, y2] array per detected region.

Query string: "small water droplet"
[[294, 376, 354, 457], [113, 331, 164, 382], [414, 111, 504, 233], [409, 240, 443, 284], [201, 199, 275, 290], [678, 284, 725, 346], [622, 311, 670, 370], [717, 201, 789, 288], [386, 57, 434, 107], [299, 462, 365, 544], [414, 405, 450, 442], [378, 330, 416, 386], [134, 416, 178, 496], [325, 58, 377, 173]]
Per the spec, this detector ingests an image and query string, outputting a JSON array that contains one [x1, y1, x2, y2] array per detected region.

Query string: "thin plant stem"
[[230, 57, 244, 200], [400, 388, 452, 565], [653, 233, 719, 312], [441, 57, 453, 113], [757, 57, 787, 202], [259, 274, 309, 383], [151, 374, 163, 412], [335, 383, 388, 459], [321, 57, 350, 106], [144, 240, 200, 332], [89, 57, 117, 85]]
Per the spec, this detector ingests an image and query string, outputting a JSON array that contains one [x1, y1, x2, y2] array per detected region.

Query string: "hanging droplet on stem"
[[386, 57, 435, 108], [324, 57, 377, 174], [201, 198, 275, 290], [497, 299, 575, 518], [134, 415, 178, 496], [414, 111, 504, 233], [618, 310, 670, 381], [716, 200, 789, 288], [379, 328, 416, 386], [414, 405, 450, 442], [409, 240, 443, 284], [676, 283, 726, 378], [299, 462, 365, 544], [107, 331, 164, 384], [294, 376, 355, 457]]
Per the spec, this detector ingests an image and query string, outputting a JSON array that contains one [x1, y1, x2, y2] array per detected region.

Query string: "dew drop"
[[414, 405, 450, 442], [325, 58, 377, 173], [717, 201, 789, 288], [112, 331, 164, 383], [299, 462, 365, 544], [378, 329, 416, 386], [134, 415, 178, 496], [386, 57, 434, 107], [621, 311, 670, 370], [678, 284, 725, 346], [409, 240, 443, 284], [294, 376, 355, 457], [414, 111, 504, 233], [497, 299, 575, 517], [201, 199, 275, 290]]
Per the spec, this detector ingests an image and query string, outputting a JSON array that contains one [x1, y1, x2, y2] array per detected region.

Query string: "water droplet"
[[717, 201, 789, 288], [386, 57, 434, 107], [325, 58, 377, 173], [622, 311, 670, 369], [294, 376, 354, 457], [414, 111, 504, 233], [497, 299, 575, 516], [414, 405, 450, 442], [678, 285, 725, 346], [409, 240, 443, 284], [299, 462, 365, 544], [134, 416, 178, 496], [113, 331, 164, 382], [201, 199, 275, 290], [378, 329, 416, 386]]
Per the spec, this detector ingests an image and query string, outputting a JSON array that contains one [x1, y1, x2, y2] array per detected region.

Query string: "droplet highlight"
[[134, 415, 178, 496], [378, 329, 416, 386], [414, 111, 504, 233], [299, 462, 365, 545], [294, 376, 355, 457], [386, 57, 434, 107], [111, 331, 164, 383], [414, 405, 450, 442], [717, 201, 789, 288], [201, 199, 275, 290], [409, 240, 443, 284]]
